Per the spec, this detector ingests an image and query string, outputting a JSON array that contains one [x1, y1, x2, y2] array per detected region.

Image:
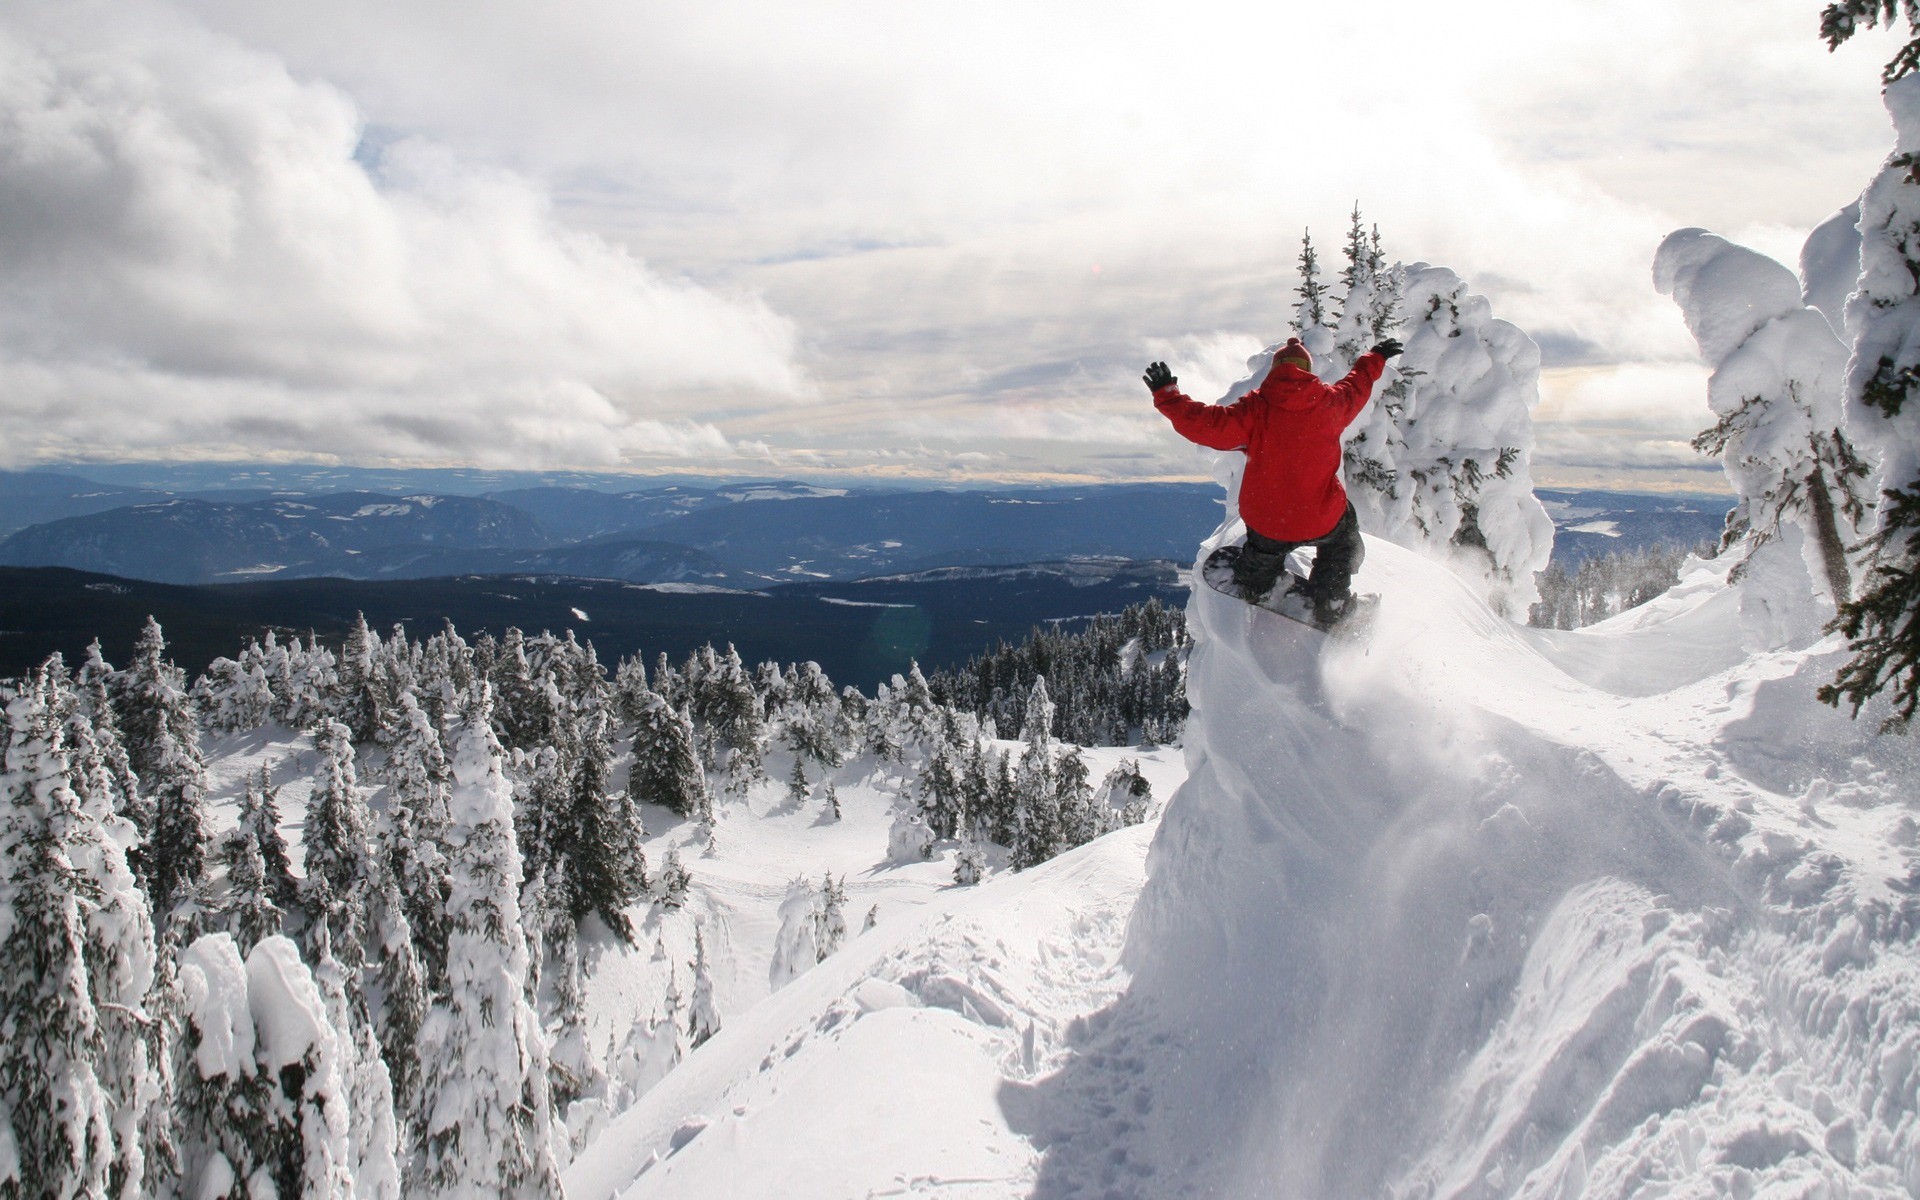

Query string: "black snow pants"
[[1234, 501, 1364, 604]]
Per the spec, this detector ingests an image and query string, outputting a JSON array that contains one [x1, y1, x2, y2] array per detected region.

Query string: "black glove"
[[1370, 338, 1404, 360], [1143, 361, 1176, 392]]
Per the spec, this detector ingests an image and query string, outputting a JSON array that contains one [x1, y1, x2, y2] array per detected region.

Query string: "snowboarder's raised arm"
[[1325, 339, 1401, 425], [1144, 361, 1255, 451]]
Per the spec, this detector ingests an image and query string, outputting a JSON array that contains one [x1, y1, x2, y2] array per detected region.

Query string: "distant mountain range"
[[0, 473, 1226, 585], [0, 471, 1729, 587]]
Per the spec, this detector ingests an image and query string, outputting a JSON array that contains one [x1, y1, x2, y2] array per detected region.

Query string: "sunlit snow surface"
[[558, 531, 1920, 1199]]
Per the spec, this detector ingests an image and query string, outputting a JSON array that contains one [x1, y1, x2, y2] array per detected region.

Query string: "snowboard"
[[1201, 544, 1379, 635]]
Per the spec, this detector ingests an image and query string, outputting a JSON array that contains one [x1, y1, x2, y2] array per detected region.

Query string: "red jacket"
[[1154, 353, 1385, 541]]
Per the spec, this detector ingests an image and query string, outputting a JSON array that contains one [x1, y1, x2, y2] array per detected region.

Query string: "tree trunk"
[[1808, 462, 1853, 605]]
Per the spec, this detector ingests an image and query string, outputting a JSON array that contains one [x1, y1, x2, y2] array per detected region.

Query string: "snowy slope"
[[1104, 531, 1920, 1198], [567, 525, 1920, 1199]]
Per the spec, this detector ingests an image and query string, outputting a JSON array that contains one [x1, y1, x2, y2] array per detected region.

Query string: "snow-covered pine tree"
[[1654, 227, 1871, 650], [554, 704, 647, 941], [303, 720, 373, 965], [377, 692, 451, 988], [886, 806, 932, 864], [914, 730, 965, 840], [113, 617, 212, 923], [708, 646, 766, 791], [545, 928, 606, 1130], [487, 629, 541, 753], [75, 643, 148, 856], [193, 653, 272, 737], [778, 661, 845, 769], [173, 933, 356, 1200], [1824, 74, 1920, 726], [243, 766, 298, 911], [334, 613, 391, 746], [312, 933, 401, 1200], [612, 654, 651, 724], [63, 668, 168, 1200], [1292, 228, 1331, 334], [815, 874, 848, 962], [628, 694, 709, 820], [1053, 747, 1103, 851], [1098, 758, 1155, 827], [367, 872, 427, 1151], [220, 815, 281, 956], [1012, 677, 1060, 870], [768, 879, 821, 990], [953, 827, 986, 886], [687, 927, 720, 1050], [0, 671, 114, 1200], [655, 847, 691, 909], [267, 635, 338, 732], [415, 682, 563, 1199]]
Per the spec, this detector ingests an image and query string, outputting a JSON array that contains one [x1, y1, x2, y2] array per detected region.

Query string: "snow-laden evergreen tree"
[[1, 672, 114, 1200], [113, 617, 211, 923], [953, 825, 986, 886], [699, 645, 765, 790], [768, 879, 822, 990], [377, 692, 451, 988], [193, 653, 272, 737], [312, 935, 400, 1200], [1053, 747, 1104, 851], [1822, 0, 1920, 82], [786, 757, 809, 806], [655, 846, 691, 910], [778, 661, 845, 769], [815, 874, 848, 962], [241, 767, 298, 912], [554, 704, 647, 941], [303, 720, 372, 965], [1012, 677, 1060, 870], [74, 644, 147, 858], [687, 927, 720, 1051], [62, 670, 167, 1200], [628, 694, 708, 820], [219, 815, 281, 957], [864, 679, 908, 764], [1825, 74, 1920, 726], [1292, 228, 1331, 333], [366, 873, 427, 1151], [914, 728, 965, 840], [1097, 758, 1155, 827], [1654, 227, 1871, 650], [612, 654, 651, 724], [887, 806, 932, 864], [173, 933, 355, 1200], [544, 929, 608, 1135], [487, 629, 541, 753], [415, 682, 563, 1199], [334, 613, 389, 746], [265, 635, 338, 732]]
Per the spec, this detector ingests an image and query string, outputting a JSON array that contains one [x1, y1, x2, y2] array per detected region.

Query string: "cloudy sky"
[[0, 0, 1899, 487]]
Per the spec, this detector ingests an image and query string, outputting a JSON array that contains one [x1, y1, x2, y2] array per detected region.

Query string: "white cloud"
[[0, 3, 805, 468], [1, 0, 1899, 484]]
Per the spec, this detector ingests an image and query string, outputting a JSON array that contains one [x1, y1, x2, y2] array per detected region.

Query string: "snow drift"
[[1081, 528, 1920, 1198]]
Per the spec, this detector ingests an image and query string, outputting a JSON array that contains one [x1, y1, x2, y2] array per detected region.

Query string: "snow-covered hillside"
[[568, 529, 1920, 1198]]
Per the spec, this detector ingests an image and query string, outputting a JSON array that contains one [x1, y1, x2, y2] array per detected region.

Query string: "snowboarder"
[[1146, 335, 1402, 624]]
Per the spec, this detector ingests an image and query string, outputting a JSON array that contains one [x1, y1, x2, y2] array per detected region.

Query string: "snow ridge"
[[1032, 531, 1920, 1197]]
